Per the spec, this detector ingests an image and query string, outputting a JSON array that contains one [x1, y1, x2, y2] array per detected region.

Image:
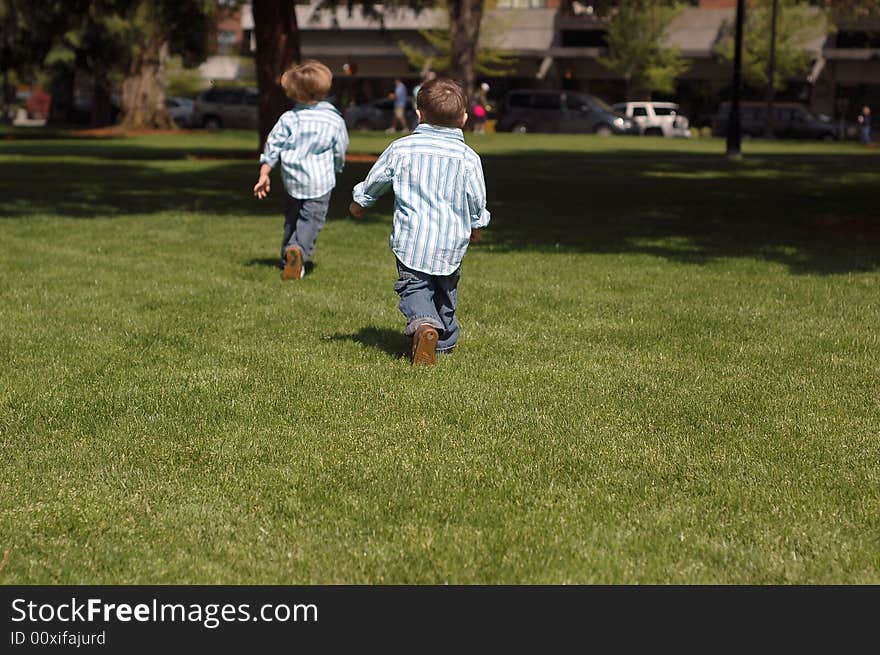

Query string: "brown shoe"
[[281, 246, 303, 281], [412, 324, 439, 366]]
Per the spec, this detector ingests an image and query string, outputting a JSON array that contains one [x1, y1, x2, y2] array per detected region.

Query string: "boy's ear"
[[416, 109, 422, 123], [460, 112, 468, 128]]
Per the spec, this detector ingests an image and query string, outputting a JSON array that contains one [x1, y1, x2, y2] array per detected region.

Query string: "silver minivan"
[[192, 87, 259, 129]]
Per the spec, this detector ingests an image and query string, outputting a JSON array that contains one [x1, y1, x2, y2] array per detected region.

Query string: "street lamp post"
[[764, 0, 779, 138], [727, 0, 746, 159]]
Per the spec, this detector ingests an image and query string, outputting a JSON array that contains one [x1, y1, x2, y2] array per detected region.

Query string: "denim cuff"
[[404, 317, 444, 336]]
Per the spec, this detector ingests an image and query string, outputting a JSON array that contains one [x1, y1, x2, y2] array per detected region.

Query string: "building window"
[[217, 30, 238, 53]]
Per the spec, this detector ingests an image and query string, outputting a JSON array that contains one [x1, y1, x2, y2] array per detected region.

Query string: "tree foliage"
[[1, 0, 216, 127], [825, 0, 880, 23], [715, 0, 827, 92], [598, 0, 690, 99], [397, 11, 516, 79]]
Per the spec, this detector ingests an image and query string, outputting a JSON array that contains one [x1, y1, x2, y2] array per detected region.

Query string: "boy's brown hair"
[[281, 60, 333, 104], [416, 77, 467, 127]]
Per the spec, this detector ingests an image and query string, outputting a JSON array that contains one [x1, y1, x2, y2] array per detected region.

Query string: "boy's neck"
[[418, 122, 462, 130]]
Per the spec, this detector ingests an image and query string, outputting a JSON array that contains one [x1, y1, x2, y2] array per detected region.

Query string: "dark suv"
[[713, 101, 839, 140], [495, 89, 638, 135], [192, 87, 259, 129]]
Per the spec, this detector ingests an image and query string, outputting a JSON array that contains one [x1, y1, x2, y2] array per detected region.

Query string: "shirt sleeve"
[[259, 114, 292, 169], [333, 119, 350, 174], [465, 157, 491, 229], [352, 147, 395, 207]]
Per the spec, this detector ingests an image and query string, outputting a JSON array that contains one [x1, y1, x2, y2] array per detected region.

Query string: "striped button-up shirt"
[[260, 101, 349, 199], [352, 124, 491, 276]]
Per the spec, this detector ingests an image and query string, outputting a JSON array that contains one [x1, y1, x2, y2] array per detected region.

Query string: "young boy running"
[[350, 78, 490, 365], [253, 60, 349, 280]]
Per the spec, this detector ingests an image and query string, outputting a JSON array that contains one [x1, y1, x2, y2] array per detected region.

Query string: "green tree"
[[598, 0, 690, 100], [715, 0, 826, 92], [252, 0, 300, 151], [117, 1, 216, 129], [397, 12, 516, 81], [252, 0, 433, 149], [447, 0, 486, 100], [0, 0, 79, 121], [826, 0, 880, 22], [1, 0, 215, 128]]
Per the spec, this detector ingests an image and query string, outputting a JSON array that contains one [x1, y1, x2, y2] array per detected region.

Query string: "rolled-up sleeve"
[[259, 114, 292, 169], [465, 159, 491, 229], [352, 147, 395, 207]]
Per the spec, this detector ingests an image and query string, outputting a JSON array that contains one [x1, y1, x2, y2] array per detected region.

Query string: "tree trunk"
[[91, 78, 114, 127], [49, 72, 75, 124], [119, 38, 173, 129], [253, 0, 300, 151], [448, 0, 484, 105]]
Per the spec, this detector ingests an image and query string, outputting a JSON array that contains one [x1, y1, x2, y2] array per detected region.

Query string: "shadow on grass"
[[327, 327, 408, 359], [2, 146, 879, 275], [246, 257, 282, 269], [245, 259, 321, 278]]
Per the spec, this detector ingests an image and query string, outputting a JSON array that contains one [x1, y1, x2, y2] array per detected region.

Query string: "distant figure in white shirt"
[[253, 60, 349, 280], [350, 78, 491, 365]]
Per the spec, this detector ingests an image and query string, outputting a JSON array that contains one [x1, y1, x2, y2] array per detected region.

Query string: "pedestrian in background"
[[857, 105, 872, 144], [387, 77, 409, 133], [472, 82, 491, 134]]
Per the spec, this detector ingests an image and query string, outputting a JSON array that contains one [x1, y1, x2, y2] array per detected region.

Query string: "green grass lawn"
[[1, 130, 878, 583]]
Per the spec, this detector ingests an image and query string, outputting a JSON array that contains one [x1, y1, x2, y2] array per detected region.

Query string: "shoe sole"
[[412, 327, 438, 366], [281, 247, 303, 281]]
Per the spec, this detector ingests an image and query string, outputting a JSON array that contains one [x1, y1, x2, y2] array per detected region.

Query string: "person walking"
[[472, 82, 490, 135], [387, 77, 409, 133], [857, 105, 872, 145]]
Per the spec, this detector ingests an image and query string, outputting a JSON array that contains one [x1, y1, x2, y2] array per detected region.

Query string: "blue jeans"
[[281, 192, 331, 265], [394, 260, 461, 352]]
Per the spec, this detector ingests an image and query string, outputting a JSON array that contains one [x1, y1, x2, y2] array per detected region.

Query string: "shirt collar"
[[412, 123, 465, 142], [294, 101, 341, 116]]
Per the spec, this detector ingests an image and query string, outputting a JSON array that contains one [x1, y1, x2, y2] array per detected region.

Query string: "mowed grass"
[[1, 130, 878, 584]]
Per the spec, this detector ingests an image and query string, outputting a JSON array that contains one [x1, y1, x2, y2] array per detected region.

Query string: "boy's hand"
[[349, 202, 366, 220], [470, 228, 482, 243], [253, 174, 271, 199]]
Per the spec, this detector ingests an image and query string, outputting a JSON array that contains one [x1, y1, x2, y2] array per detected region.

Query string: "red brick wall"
[[213, 7, 243, 53]]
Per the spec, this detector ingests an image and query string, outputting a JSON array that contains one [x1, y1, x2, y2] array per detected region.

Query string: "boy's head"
[[415, 78, 467, 128], [281, 60, 332, 104]]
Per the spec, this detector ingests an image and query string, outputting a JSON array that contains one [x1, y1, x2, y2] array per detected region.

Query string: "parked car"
[[344, 97, 418, 131], [712, 101, 839, 140], [495, 89, 639, 135], [165, 96, 194, 128], [192, 87, 258, 129], [612, 101, 692, 137]]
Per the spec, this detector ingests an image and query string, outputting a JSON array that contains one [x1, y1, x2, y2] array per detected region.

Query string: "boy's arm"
[[350, 147, 395, 217], [333, 119, 350, 174], [254, 114, 292, 198], [465, 158, 491, 232], [260, 114, 292, 170]]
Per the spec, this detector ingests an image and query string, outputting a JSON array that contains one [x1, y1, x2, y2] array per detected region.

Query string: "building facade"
[[210, 1, 880, 126]]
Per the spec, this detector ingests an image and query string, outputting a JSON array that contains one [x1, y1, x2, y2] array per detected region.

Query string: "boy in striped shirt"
[[253, 60, 349, 280], [350, 78, 491, 365]]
